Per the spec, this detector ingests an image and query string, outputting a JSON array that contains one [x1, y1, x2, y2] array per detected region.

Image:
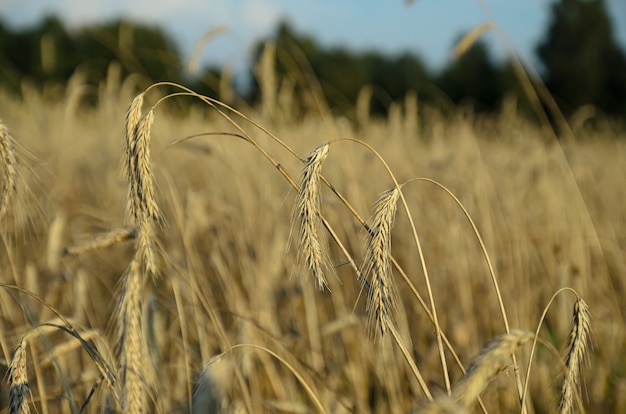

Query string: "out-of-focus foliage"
[[0, 15, 183, 96], [249, 21, 434, 115], [537, 0, 626, 117]]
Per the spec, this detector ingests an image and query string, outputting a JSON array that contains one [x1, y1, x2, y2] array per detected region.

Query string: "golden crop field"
[[0, 64, 624, 413]]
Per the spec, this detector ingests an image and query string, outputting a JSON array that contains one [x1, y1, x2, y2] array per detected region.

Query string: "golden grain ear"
[[362, 187, 401, 339], [559, 298, 592, 414], [292, 144, 331, 290]]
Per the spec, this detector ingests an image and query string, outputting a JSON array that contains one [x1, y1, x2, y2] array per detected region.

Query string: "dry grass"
[[0, 65, 622, 413]]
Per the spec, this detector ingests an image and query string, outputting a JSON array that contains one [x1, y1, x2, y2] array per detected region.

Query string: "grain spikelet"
[[8, 339, 30, 414], [0, 120, 17, 220], [362, 187, 401, 338], [558, 297, 592, 414], [116, 258, 147, 413], [292, 144, 330, 290], [450, 330, 533, 407]]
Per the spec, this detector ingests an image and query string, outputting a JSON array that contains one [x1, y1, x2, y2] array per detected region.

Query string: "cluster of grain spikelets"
[[291, 143, 401, 338]]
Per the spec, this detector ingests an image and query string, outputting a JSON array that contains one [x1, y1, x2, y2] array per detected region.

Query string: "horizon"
[[3, 0, 626, 80]]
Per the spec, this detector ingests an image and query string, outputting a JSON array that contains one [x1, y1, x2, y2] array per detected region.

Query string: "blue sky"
[[3, 0, 626, 77]]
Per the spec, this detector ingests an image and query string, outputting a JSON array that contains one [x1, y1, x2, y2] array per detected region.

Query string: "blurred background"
[[1, 0, 626, 121]]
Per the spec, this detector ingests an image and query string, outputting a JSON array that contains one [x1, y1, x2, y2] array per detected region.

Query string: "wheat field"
[[0, 65, 624, 413]]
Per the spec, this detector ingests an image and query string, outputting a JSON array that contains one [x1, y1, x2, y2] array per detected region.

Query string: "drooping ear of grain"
[[450, 330, 533, 408], [8, 339, 30, 414], [292, 144, 330, 290], [362, 187, 401, 339], [558, 297, 592, 414], [0, 120, 17, 220]]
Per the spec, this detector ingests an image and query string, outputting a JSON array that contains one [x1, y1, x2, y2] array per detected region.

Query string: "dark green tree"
[[75, 19, 183, 85], [537, 0, 626, 116], [0, 16, 184, 94], [0, 16, 76, 90], [250, 21, 431, 115], [436, 40, 504, 110]]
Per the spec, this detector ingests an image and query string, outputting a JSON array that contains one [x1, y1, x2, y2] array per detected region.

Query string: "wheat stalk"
[[558, 297, 592, 414], [8, 339, 30, 414], [0, 119, 17, 220], [115, 258, 147, 413], [362, 187, 401, 338], [292, 144, 330, 290]]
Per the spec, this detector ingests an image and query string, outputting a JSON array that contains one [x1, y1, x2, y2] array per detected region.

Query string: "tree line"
[[1, 0, 625, 120]]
